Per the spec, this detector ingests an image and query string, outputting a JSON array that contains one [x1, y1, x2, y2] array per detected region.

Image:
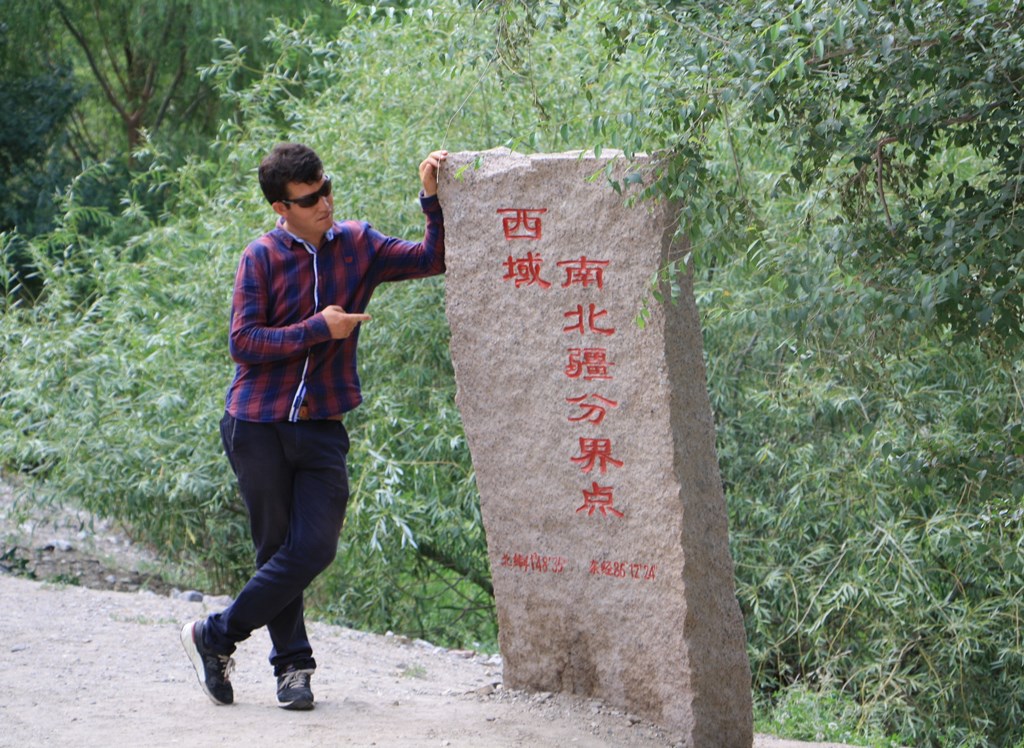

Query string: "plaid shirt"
[[224, 194, 445, 422]]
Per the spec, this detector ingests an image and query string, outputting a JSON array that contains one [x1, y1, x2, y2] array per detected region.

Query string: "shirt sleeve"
[[367, 193, 446, 282], [227, 246, 333, 365]]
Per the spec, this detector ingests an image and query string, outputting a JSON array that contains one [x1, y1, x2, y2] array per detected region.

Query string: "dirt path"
[[0, 481, 861, 748]]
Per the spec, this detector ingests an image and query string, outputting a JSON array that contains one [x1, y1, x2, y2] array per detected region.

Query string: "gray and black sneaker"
[[276, 666, 315, 710], [180, 620, 235, 705]]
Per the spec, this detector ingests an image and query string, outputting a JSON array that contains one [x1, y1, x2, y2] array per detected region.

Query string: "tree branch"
[[53, 0, 129, 122], [151, 4, 189, 133], [418, 541, 494, 598], [152, 42, 189, 132], [875, 136, 898, 231], [94, 0, 130, 98]]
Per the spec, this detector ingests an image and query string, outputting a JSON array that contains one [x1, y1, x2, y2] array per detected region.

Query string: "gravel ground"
[[0, 477, 863, 748]]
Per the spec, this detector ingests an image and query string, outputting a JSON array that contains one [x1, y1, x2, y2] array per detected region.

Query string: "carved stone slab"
[[438, 148, 752, 746]]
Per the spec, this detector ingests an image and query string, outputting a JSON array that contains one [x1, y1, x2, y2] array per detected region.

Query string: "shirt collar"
[[275, 216, 336, 250]]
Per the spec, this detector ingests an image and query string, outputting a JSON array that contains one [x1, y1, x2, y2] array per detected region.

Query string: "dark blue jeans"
[[204, 413, 350, 675]]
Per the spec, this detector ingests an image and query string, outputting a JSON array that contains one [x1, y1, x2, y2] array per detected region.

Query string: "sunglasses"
[[280, 175, 332, 208]]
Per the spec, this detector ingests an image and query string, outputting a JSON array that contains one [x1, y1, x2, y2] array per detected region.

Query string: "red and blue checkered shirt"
[[224, 194, 445, 422]]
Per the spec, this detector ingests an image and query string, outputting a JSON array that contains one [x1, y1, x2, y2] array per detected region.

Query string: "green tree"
[[0, 69, 80, 233], [0, 1, 356, 297], [52, 0, 195, 158], [487, 0, 1023, 348], [48, 0, 352, 163], [0, 0, 355, 182], [0, 10, 83, 235]]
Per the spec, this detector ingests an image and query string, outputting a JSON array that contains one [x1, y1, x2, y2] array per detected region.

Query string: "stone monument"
[[438, 148, 752, 746]]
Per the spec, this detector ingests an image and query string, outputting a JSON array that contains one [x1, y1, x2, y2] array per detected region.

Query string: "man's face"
[[276, 174, 334, 242]]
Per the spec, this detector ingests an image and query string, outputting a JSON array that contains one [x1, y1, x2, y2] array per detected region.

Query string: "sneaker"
[[276, 666, 315, 710], [180, 620, 235, 705]]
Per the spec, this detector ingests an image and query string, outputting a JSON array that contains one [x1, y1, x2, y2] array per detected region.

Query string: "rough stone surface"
[[439, 148, 753, 747]]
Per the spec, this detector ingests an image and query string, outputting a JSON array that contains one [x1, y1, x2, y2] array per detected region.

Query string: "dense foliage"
[[0, 0, 352, 238], [546, 0, 1024, 350], [2, 4, 506, 651], [1, 1, 1022, 745]]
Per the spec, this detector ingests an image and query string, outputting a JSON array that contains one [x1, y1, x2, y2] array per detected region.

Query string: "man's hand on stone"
[[322, 305, 371, 339], [419, 150, 449, 197]]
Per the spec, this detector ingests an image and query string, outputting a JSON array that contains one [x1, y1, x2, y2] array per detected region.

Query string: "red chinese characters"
[[559, 260, 621, 518], [589, 559, 657, 581], [576, 481, 624, 517], [562, 303, 615, 336], [497, 208, 547, 240], [502, 251, 552, 289], [497, 207, 624, 520], [565, 393, 618, 426], [570, 437, 624, 474], [500, 552, 568, 574], [557, 256, 610, 289], [564, 347, 615, 381], [489, 197, 667, 582]]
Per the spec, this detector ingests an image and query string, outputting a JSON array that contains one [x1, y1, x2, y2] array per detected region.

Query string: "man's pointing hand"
[[322, 305, 371, 339]]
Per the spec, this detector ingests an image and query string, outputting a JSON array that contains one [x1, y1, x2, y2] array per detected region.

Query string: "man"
[[181, 143, 448, 710]]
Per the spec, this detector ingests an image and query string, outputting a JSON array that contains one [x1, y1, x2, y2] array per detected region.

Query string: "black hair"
[[258, 143, 324, 204]]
